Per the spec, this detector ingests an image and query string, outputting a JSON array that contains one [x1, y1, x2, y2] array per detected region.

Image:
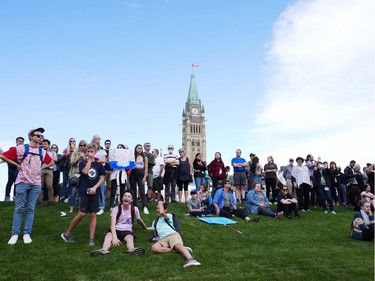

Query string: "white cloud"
[[253, 0, 375, 166]]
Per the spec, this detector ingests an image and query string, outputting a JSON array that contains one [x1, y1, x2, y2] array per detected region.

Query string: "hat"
[[289, 158, 294, 162], [168, 145, 174, 149], [249, 153, 256, 157], [190, 190, 197, 195], [28, 127, 45, 136], [296, 157, 304, 163]]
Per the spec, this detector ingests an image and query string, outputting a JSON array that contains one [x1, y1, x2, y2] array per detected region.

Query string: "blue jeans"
[[69, 186, 79, 208], [98, 181, 106, 209], [258, 206, 277, 217], [248, 175, 261, 190], [194, 177, 206, 191], [338, 184, 347, 205], [12, 182, 41, 235]]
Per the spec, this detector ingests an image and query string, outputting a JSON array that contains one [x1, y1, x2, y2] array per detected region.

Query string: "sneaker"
[[301, 209, 306, 212], [185, 246, 193, 254], [275, 212, 283, 219], [331, 211, 336, 215], [97, 209, 104, 215], [23, 234, 32, 244], [88, 239, 95, 246], [306, 209, 311, 212], [60, 211, 67, 217], [324, 210, 328, 214], [8, 235, 19, 245], [128, 247, 145, 256], [143, 207, 149, 215], [90, 249, 110, 257], [249, 217, 260, 223], [183, 258, 201, 268], [61, 233, 75, 242], [4, 196, 11, 202]]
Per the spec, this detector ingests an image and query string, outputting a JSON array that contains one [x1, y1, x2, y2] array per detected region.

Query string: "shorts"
[[152, 177, 164, 192], [157, 233, 183, 249], [79, 194, 99, 213], [106, 229, 134, 241], [233, 171, 247, 186]]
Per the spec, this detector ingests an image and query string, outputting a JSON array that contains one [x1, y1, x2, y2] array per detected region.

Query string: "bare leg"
[[178, 191, 182, 203], [151, 243, 173, 253], [184, 191, 188, 203], [102, 232, 113, 251], [89, 212, 97, 239], [65, 212, 86, 235], [124, 234, 134, 251], [174, 244, 192, 260]]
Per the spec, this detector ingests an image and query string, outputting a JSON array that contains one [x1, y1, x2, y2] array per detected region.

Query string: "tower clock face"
[[191, 108, 198, 115]]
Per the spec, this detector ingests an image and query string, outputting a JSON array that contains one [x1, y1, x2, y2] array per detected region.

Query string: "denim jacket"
[[246, 189, 270, 214]]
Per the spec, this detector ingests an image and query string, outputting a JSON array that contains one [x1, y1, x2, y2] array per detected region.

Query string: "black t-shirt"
[[79, 161, 106, 196]]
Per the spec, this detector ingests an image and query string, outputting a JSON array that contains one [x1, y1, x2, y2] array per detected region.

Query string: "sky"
[[0, 0, 374, 200]]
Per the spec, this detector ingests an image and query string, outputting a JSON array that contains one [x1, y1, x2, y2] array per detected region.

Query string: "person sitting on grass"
[[187, 190, 211, 217], [213, 179, 259, 222], [277, 186, 301, 219], [150, 201, 201, 268], [246, 182, 283, 219], [90, 190, 148, 257], [197, 184, 212, 207], [351, 199, 374, 241], [61, 143, 105, 246]]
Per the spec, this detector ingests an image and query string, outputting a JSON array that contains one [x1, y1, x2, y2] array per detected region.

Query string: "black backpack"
[[150, 213, 180, 241]]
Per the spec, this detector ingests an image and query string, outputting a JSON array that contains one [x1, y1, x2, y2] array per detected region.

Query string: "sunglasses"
[[33, 134, 44, 139], [179, 151, 184, 153], [282, 189, 288, 191], [80, 144, 86, 147], [168, 148, 173, 150]]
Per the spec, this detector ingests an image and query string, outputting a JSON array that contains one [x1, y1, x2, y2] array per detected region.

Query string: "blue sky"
[[0, 0, 374, 199]]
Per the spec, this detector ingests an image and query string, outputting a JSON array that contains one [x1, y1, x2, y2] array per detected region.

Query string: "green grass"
[[0, 202, 373, 281]]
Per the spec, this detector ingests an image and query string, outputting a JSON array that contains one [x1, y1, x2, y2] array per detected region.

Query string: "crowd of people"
[[0, 128, 373, 268]]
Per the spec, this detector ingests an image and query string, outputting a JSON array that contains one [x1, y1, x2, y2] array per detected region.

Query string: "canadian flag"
[[192, 63, 199, 68]]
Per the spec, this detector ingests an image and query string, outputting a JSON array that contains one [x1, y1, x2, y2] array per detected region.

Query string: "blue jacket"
[[246, 189, 270, 214], [213, 188, 236, 211], [351, 211, 374, 241]]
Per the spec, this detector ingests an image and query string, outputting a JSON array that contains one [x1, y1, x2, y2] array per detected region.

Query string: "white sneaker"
[[97, 209, 104, 215], [331, 211, 336, 215], [23, 234, 32, 244], [143, 207, 149, 215], [8, 235, 19, 245], [324, 210, 328, 214], [60, 211, 67, 217]]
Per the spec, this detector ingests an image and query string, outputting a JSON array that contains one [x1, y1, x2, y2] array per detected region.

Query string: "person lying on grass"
[[90, 190, 148, 257], [213, 179, 259, 222], [150, 201, 201, 268], [246, 182, 283, 219]]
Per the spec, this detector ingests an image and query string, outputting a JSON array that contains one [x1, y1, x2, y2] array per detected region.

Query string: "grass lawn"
[[0, 201, 373, 281]]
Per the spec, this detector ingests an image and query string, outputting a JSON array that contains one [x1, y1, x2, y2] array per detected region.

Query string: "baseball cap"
[[28, 127, 45, 136], [190, 190, 197, 195]]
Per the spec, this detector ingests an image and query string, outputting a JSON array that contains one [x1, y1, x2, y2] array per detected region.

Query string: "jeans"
[[12, 182, 41, 235], [194, 177, 206, 191], [258, 206, 277, 217], [60, 170, 70, 198], [98, 181, 106, 209], [338, 184, 347, 205], [69, 186, 79, 208]]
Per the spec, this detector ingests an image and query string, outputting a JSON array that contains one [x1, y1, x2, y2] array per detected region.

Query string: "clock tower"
[[182, 74, 207, 162]]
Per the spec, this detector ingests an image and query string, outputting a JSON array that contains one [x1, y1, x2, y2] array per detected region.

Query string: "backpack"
[[149, 212, 180, 242], [20, 144, 44, 165], [116, 204, 135, 229]]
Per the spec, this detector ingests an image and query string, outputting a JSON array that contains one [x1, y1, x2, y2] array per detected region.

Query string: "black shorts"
[[106, 229, 134, 241], [152, 177, 164, 192], [79, 194, 99, 213]]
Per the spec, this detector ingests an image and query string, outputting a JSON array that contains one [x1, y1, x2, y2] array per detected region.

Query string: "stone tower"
[[182, 74, 207, 162]]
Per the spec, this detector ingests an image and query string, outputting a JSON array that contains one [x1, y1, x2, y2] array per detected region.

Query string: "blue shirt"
[[231, 157, 246, 172]]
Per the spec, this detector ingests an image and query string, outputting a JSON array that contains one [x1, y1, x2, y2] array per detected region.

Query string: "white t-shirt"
[[152, 156, 165, 178]]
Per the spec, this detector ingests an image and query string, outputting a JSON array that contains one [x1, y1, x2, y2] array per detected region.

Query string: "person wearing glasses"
[[277, 186, 301, 219], [246, 182, 283, 219], [351, 199, 374, 241], [163, 145, 179, 203], [0, 128, 54, 245], [4, 136, 24, 201]]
